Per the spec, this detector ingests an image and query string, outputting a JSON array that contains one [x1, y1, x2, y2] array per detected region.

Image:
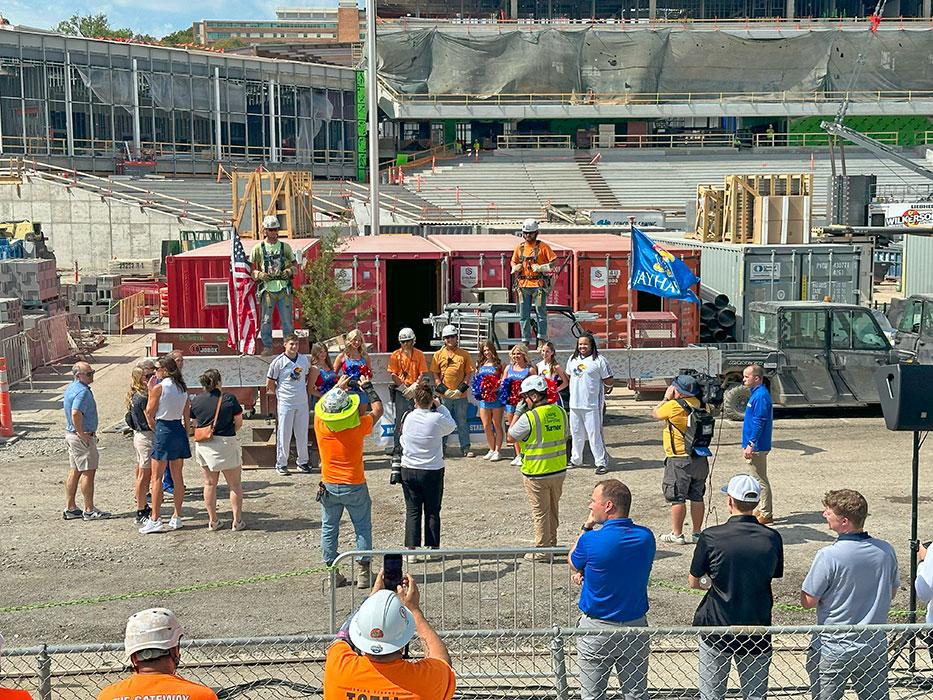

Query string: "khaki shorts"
[[133, 431, 153, 469], [662, 455, 709, 504], [195, 435, 243, 472], [65, 432, 100, 472]]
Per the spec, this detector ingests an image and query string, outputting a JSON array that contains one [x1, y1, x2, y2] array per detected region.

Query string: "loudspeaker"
[[874, 364, 933, 431]]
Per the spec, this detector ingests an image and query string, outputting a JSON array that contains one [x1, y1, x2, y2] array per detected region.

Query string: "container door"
[[337, 256, 382, 351], [779, 307, 836, 405], [451, 253, 509, 303], [384, 258, 440, 352], [893, 296, 923, 360], [828, 308, 891, 402], [799, 249, 860, 303], [920, 301, 933, 364], [743, 252, 797, 340], [575, 255, 630, 349]]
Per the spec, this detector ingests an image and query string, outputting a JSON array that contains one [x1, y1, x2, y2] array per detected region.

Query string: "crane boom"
[[820, 121, 933, 182]]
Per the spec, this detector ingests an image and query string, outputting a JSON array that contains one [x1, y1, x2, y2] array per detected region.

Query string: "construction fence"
[[2, 625, 933, 700], [0, 314, 79, 387]]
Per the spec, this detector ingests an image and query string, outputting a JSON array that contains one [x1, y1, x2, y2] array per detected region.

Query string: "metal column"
[[131, 58, 141, 156], [785, 0, 795, 18], [268, 79, 277, 163], [649, 0, 657, 19], [365, 0, 380, 236], [214, 67, 222, 162], [64, 52, 75, 157]]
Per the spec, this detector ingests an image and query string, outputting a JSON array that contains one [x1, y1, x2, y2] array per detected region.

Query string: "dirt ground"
[[0, 330, 923, 648]]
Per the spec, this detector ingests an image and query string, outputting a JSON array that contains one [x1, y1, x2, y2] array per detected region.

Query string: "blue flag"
[[629, 226, 701, 304]]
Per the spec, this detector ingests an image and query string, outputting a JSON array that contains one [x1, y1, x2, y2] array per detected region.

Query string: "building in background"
[[193, 2, 364, 47]]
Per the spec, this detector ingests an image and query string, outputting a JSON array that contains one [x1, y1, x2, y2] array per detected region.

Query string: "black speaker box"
[[874, 364, 933, 431]]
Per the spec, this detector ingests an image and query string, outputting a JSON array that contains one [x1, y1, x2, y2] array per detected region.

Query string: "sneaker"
[[82, 508, 111, 521], [139, 518, 164, 535], [488, 450, 500, 462], [483, 450, 493, 460], [63, 508, 83, 520], [168, 515, 184, 530], [232, 520, 247, 531], [660, 532, 687, 545], [510, 455, 523, 467], [276, 465, 290, 476], [691, 532, 702, 544], [461, 449, 476, 458], [208, 520, 224, 531], [296, 463, 313, 474], [331, 571, 350, 588], [595, 465, 609, 475], [163, 486, 174, 496], [134, 507, 152, 526], [567, 463, 582, 470]]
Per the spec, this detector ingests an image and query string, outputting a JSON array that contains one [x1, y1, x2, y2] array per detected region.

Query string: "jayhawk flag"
[[629, 226, 701, 304]]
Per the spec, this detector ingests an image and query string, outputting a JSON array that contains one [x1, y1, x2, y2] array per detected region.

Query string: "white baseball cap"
[[124, 608, 183, 661], [520, 375, 548, 395], [720, 474, 762, 503], [441, 324, 458, 338], [262, 215, 281, 230], [349, 590, 417, 656]]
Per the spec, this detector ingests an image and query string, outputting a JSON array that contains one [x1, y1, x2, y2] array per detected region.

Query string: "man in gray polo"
[[801, 489, 898, 700]]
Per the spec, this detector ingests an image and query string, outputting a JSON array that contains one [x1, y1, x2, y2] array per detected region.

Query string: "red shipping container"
[[333, 235, 447, 353], [165, 239, 320, 331], [427, 234, 573, 307], [540, 234, 701, 349]]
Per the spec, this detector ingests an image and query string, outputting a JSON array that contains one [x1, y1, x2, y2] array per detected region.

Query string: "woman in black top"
[[190, 369, 245, 530], [126, 364, 155, 525]]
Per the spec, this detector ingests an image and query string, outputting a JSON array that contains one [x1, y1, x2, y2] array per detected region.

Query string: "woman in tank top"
[[311, 342, 337, 401], [537, 341, 570, 409], [334, 329, 372, 413], [474, 341, 504, 462], [501, 344, 536, 467], [140, 356, 191, 535]]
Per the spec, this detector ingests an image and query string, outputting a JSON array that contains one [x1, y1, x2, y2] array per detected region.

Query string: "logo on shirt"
[[572, 363, 588, 377]]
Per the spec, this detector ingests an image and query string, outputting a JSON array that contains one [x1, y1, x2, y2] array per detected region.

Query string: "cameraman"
[[399, 385, 457, 552]]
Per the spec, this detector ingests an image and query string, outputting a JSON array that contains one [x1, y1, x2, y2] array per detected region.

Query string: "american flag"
[[227, 230, 259, 355]]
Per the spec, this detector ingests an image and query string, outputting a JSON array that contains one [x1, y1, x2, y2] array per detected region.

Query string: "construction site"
[[1, 8, 933, 700]]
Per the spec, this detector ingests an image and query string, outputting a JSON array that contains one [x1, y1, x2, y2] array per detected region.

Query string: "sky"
[[2, 0, 345, 38]]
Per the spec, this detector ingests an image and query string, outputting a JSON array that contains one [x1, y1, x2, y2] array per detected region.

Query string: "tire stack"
[[699, 293, 737, 343]]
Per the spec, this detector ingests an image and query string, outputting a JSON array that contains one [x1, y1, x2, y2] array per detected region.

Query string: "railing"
[[609, 130, 901, 148], [614, 132, 736, 148], [2, 624, 932, 700], [874, 182, 933, 202], [0, 333, 32, 388], [754, 130, 900, 146], [498, 134, 573, 149], [922, 131, 933, 145], [24, 314, 77, 371]]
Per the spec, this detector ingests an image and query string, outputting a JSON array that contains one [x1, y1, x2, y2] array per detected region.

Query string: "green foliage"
[[212, 38, 249, 49], [160, 28, 194, 46], [54, 13, 133, 39], [295, 232, 371, 344]]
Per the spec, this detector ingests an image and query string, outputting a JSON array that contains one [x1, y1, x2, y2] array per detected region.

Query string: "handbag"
[[194, 395, 223, 443]]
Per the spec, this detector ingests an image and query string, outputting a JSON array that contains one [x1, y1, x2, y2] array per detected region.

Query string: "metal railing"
[[24, 314, 77, 372], [2, 625, 932, 700], [0, 333, 32, 388], [498, 134, 573, 149], [610, 131, 900, 148]]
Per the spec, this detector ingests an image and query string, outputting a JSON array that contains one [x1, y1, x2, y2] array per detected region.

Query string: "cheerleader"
[[537, 341, 570, 409], [334, 329, 373, 414], [500, 344, 536, 467], [473, 341, 504, 462]]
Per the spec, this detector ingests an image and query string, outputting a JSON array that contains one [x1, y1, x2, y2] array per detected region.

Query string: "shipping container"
[[333, 235, 447, 353], [165, 239, 320, 331], [650, 235, 871, 340], [540, 234, 701, 348], [903, 234, 933, 296]]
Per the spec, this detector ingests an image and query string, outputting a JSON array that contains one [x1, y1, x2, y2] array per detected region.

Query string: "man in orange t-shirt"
[[388, 327, 429, 470], [315, 375, 383, 589], [324, 570, 455, 700], [97, 608, 216, 700], [1, 633, 33, 700], [511, 218, 557, 347]]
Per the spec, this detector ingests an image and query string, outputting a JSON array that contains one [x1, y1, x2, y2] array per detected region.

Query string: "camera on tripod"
[[678, 368, 725, 407]]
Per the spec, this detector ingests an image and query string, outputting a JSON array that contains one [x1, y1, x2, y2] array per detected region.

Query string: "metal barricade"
[[329, 548, 577, 633], [0, 333, 32, 387], [24, 314, 75, 369], [1, 625, 931, 700]]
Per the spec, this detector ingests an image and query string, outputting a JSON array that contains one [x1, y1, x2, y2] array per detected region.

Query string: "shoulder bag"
[[194, 395, 223, 443]]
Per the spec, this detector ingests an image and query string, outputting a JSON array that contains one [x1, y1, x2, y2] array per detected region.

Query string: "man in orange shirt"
[[388, 327, 428, 471], [315, 375, 383, 589], [511, 218, 557, 348], [1, 633, 32, 700], [324, 570, 455, 700], [97, 609, 216, 700]]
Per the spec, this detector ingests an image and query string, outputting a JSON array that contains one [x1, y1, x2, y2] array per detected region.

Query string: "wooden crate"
[[691, 185, 724, 242], [722, 173, 812, 244], [232, 171, 315, 239]]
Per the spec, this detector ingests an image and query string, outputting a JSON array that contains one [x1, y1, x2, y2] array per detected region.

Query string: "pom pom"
[[545, 377, 559, 404], [472, 373, 500, 402], [360, 364, 373, 381], [497, 377, 514, 405]]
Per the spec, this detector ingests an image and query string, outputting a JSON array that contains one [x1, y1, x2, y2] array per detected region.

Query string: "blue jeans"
[[320, 482, 372, 566], [519, 286, 548, 343], [441, 397, 471, 453], [259, 292, 294, 350]]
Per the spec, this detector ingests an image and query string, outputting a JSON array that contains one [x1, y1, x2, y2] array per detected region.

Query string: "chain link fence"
[[3, 626, 933, 700]]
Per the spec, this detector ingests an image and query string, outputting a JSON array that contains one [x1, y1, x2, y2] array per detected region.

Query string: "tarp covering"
[[377, 28, 933, 98]]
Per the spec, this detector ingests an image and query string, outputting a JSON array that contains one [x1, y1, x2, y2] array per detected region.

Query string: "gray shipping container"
[[648, 236, 872, 339], [903, 233, 933, 297]]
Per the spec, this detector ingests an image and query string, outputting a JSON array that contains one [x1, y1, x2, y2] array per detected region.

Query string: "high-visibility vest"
[[519, 403, 568, 477]]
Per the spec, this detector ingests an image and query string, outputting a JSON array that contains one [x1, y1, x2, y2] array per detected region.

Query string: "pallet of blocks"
[[690, 185, 725, 242], [232, 171, 314, 239], [722, 173, 812, 244]]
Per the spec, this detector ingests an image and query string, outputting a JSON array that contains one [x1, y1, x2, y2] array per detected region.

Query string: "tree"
[[295, 232, 371, 344], [54, 13, 133, 39], [160, 28, 194, 46], [211, 37, 249, 50]]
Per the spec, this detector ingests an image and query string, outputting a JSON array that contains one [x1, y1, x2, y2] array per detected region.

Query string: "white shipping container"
[[903, 233, 933, 296]]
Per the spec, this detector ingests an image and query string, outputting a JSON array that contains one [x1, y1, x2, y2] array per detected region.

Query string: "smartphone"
[[383, 554, 403, 592]]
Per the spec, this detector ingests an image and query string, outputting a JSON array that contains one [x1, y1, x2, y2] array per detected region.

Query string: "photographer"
[[399, 385, 457, 552], [324, 570, 455, 700]]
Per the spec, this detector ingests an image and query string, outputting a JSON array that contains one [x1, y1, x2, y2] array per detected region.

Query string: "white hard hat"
[[521, 218, 540, 234], [441, 324, 458, 338], [262, 215, 281, 230], [349, 590, 417, 656], [322, 387, 352, 414], [398, 327, 416, 342], [520, 375, 548, 395], [124, 608, 183, 661]]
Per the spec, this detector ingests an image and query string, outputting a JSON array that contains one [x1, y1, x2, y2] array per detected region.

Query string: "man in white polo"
[[266, 335, 312, 476]]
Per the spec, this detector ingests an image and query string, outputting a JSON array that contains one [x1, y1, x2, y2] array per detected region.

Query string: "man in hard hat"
[[250, 215, 296, 356], [511, 218, 557, 348], [324, 570, 455, 700], [431, 325, 475, 458], [508, 374, 569, 559], [97, 608, 216, 700], [315, 375, 383, 589], [388, 327, 428, 470]]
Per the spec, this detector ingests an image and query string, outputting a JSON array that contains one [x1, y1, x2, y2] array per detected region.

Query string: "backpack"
[[669, 398, 716, 457]]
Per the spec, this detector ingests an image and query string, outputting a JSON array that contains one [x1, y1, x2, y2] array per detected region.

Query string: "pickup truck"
[[709, 301, 898, 419], [891, 294, 933, 364]]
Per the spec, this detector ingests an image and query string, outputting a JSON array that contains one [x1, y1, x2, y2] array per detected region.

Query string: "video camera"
[[678, 368, 724, 407]]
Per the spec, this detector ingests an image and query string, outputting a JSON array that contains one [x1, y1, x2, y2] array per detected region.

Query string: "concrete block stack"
[[0, 298, 23, 331], [68, 274, 124, 331], [0, 258, 63, 317], [0, 322, 19, 342]]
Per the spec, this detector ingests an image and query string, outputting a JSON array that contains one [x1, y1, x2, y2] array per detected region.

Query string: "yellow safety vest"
[[519, 403, 569, 477]]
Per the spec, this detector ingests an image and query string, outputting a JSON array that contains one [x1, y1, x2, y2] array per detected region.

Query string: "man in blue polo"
[[569, 479, 655, 700], [742, 364, 774, 524], [63, 361, 109, 521]]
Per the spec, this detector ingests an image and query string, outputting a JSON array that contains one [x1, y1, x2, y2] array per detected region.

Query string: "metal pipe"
[[213, 67, 222, 162], [131, 59, 141, 156], [366, 0, 380, 236], [268, 79, 277, 163], [64, 53, 74, 157]]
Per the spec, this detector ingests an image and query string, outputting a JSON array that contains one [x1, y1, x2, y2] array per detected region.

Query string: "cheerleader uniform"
[[476, 364, 502, 409], [340, 355, 371, 405], [503, 365, 531, 415]]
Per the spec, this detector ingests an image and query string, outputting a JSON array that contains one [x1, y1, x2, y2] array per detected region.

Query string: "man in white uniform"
[[566, 333, 614, 475], [266, 335, 312, 476]]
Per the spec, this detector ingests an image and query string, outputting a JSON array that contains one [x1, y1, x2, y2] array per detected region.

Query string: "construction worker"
[[511, 218, 556, 348], [388, 327, 428, 470], [250, 215, 296, 356]]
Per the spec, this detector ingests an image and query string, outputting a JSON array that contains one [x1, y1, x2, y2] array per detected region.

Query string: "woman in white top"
[[536, 341, 570, 408], [140, 356, 191, 534], [566, 332, 614, 475], [399, 385, 457, 551]]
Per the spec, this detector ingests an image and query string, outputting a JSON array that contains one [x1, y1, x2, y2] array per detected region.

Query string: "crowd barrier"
[[25, 314, 76, 368], [0, 333, 32, 388], [2, 625, 932, 700]]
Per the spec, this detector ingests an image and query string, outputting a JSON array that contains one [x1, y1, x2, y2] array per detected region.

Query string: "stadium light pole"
[[365, 0, 380, 236]]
